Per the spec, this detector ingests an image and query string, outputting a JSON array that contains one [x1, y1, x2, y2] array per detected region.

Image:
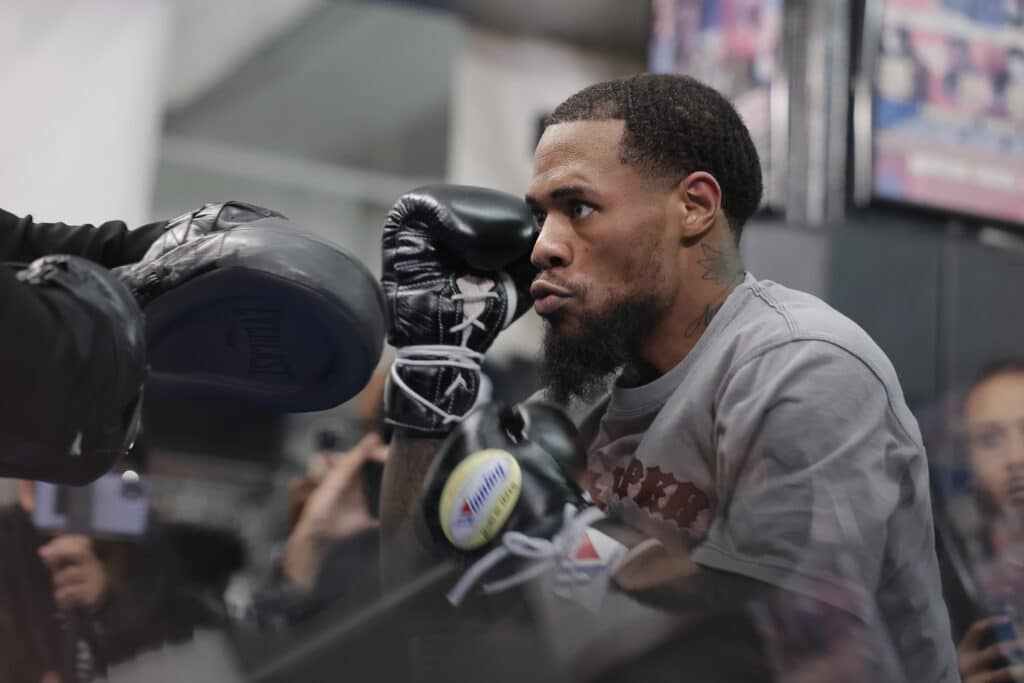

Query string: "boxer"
[[379, 73, 957, 681]]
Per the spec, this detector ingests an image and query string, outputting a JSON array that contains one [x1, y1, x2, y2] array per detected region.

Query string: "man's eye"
[[973, 428, 1006, 452], [532, 211, 547, 227], [569, 201, 595, 219]]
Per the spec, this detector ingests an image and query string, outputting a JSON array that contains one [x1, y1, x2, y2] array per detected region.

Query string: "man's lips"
[[531, 280, 574, 316]]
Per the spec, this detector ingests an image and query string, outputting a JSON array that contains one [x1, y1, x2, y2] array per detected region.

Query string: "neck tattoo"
[[697, 242, 745, 286], [684, 302, 725, 338]]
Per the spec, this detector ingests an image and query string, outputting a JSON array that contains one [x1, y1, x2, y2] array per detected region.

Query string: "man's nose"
[[530, 216, 573, 271], [1007, 427, 1024, 470]]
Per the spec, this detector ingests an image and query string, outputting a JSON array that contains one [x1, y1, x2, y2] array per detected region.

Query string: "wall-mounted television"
[[856, 0, 1024, 226], [649, 0, 786, 208]]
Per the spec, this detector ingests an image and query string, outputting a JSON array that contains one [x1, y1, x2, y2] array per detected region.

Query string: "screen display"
[[649, 0, 783, 200], [32, 472, 150, 539], [872, 0, 1024, 225]]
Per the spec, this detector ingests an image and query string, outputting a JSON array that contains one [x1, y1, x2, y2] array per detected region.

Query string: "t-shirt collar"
[[606, 272, 755, 417]]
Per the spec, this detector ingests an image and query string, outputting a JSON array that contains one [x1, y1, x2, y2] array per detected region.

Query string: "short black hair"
[[545, 73, 763, 242], [971, 357, 1024, 393]]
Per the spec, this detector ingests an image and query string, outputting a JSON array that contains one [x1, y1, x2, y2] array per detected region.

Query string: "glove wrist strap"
[[387, 344, 484, 434]]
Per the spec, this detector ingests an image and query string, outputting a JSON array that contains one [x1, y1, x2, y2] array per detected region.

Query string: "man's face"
[[526, 119, 680, 401], [965, 372, 1024, 515]]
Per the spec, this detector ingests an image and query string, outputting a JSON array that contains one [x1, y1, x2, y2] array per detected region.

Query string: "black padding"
[[140, 220, 386, 412]]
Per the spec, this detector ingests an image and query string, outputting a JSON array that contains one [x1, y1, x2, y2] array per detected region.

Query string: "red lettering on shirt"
[[661, 481, 710, 530], [588, 458, 710, 532], [611, 459, 645, 499]]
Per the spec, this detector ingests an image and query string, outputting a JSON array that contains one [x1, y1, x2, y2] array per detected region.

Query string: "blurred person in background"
[[964, 359, 1024, 565], [250, 433, 388, 631], [250, 370, 392, 630], [276, 359, 509, 611], [281, 432, 387, 594], [0, 439, 245, 683], [955, 359, 1024, 682], [285, 362, 393, 541]]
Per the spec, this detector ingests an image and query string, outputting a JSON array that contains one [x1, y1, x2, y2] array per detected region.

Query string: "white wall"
[[448, 26, 641, 195], [152, 135, 440, 274], [0, 0, 172, 225], [164, 0, 320, 110]]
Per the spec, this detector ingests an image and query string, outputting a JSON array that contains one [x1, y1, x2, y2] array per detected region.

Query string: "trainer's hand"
[[114, 200, 285, 306], [38, 535, 110, 610], [282, 434, 389, 590], [12, 255, 145, 485], [141, 201, 285, 263], [958, 616, 1024, 683]]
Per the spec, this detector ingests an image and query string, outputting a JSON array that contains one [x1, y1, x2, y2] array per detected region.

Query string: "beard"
[[541, 294, 668, 406]]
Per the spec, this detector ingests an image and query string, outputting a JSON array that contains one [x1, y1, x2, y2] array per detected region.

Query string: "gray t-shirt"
[[574, 273, 957, 682]]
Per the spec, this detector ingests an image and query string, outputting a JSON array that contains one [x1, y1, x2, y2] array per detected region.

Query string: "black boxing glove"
[[419, 401, 587, 555], [417, 401, 622, 605], [381, 185, 538, 435], [6, 256, 145, 484]]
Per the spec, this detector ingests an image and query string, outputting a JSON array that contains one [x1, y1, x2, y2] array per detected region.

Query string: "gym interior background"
[[1, 0, 1022, 680]]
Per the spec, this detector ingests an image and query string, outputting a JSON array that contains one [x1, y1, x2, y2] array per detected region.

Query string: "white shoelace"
[[391, 288, 499, 425], [447, 504, 607, 606], [449, 290, 498, 334]]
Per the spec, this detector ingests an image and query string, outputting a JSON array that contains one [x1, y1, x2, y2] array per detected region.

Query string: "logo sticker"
[[551, 527, 628, 613], [439, 449, 522, 550]]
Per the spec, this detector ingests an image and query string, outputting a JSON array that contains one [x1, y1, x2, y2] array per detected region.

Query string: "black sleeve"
[[0, 208, 166, 267], [0, 266, 124, 456]]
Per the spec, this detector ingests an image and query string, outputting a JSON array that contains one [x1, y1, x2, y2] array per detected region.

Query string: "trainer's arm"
[[379, 434, 445, 588], [0, 208, 165, 266], [0, 262, 141, 482]]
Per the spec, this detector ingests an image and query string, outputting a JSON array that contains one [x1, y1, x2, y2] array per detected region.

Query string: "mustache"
[[533, 273, 587, 298]]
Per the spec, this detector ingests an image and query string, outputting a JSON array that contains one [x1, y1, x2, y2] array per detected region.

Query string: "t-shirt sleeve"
[[691, 340, 923, 613], [690, 340, 956, 680]]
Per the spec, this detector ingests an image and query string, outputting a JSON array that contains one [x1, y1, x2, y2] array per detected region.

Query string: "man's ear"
[[674, 171, 722, 245]]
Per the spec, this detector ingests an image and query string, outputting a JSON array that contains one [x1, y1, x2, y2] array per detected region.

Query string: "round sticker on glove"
[[439, 449, 522, 550]]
